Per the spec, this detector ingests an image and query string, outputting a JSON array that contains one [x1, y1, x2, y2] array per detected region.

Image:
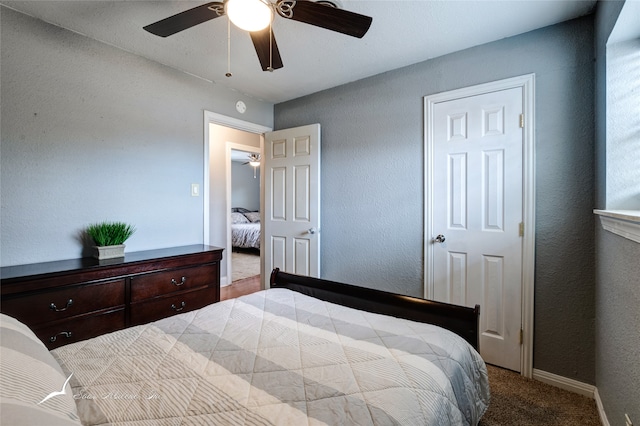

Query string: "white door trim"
[[423, 74, 536, 378], [203, 111, 272, 285]]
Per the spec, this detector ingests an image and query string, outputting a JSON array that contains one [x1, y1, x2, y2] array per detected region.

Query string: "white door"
[[430, 87, 524, 371], [263, 124, 321, 281]]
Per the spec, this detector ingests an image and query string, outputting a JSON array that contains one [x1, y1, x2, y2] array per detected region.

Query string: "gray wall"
[[232, 161, 260, 212], [275, 17, 596, 383], [595, 228, 640, 425], [594, 1, 640, 424], [0, 7, 273, 266]]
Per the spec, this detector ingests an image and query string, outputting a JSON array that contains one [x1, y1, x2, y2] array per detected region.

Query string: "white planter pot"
[[93, 244, 126, 260]]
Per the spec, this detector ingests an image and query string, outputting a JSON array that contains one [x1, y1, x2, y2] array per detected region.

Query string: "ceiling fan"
[[143, 0, 373, 72], [243, 153, 261, 178], [242, 153, 261, 166]]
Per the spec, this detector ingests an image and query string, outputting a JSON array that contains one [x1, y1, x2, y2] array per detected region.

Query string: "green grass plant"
[[86, 221, 136, 246]]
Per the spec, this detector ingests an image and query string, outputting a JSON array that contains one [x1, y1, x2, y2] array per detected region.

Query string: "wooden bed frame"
[[270, 268, 480, 349]]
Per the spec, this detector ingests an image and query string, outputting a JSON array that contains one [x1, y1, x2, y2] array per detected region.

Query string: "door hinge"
[[519, 328, 524, 345], [519, 114, 525, 128], [519, 222, 524, 237]]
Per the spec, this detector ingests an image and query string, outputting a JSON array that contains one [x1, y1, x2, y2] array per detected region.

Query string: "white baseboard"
[[533, 368, 610, 426], [533, 370, 610, 426], [594, 388, 611, 426], [532, 369, 595, 398], [220, 276, 230, 287]]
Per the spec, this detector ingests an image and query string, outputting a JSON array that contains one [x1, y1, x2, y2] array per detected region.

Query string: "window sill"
[[594, 209, 640, 244]]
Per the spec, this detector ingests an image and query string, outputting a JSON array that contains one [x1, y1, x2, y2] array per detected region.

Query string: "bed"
[[0, 269, 489, 426], [231, 209, 261, 250]]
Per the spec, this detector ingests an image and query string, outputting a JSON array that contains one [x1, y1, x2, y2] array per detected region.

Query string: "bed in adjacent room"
[[231, 209, 261, 250], [0, 270, 489, 425]]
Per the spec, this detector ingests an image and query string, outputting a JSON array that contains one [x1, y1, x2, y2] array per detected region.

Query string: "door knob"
[[434, 234, 446, 243], [307, 228, 317, 235]]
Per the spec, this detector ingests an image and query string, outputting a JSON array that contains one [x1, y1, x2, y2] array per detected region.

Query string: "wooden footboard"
[[270, 268, 480, 350]]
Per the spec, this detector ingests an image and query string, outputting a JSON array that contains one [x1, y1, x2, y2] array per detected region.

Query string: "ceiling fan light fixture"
[[226, 0, 273, 32]]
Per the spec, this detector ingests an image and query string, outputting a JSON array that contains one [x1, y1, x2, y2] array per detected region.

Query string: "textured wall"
[[275, 17, 596, 383], [0, 7, 273, 266], [594, 1, 640, 423], [595, 228, 640, 425]]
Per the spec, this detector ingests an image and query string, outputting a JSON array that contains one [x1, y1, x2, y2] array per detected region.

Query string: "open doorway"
[[203, 111, 271, 290], [229, 148, 261, 284]]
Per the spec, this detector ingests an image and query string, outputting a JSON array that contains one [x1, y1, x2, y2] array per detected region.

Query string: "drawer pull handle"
[[50, 299, 73, 312], [171, 301, 186, 312], [50, 331, 72, 343], [171, 277, 186, 286]]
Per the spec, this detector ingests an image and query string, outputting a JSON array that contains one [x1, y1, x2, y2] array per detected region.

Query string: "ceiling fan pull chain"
[[276, 0, 296, 18], [267, 22, 274, 72], [208, 3, 225, 16], [225, 18, 232, 77]]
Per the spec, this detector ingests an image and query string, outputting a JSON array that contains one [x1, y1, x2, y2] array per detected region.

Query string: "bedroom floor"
[[231, 249, 260, 282], [480, 365, 600, 426], [221, 275, 261, 301]]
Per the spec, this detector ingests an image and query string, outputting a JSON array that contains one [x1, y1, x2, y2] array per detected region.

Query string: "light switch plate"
[[191, 183, 200, 197]]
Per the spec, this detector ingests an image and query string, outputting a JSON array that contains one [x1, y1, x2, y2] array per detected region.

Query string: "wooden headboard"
[[270, 268, 480, 350]]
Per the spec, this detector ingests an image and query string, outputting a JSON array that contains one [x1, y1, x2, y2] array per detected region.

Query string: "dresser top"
[[1, 245, 224, 281]]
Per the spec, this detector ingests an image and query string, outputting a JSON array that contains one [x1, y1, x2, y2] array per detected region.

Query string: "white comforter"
[[232, 223, 261, 249], [52, 289, 489, 425]]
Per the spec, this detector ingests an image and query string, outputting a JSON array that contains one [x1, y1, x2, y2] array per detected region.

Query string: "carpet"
[[231, 250, 260, 281], [480, 365, 600, 425]]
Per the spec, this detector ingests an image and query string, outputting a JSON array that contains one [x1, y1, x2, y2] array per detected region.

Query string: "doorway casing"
[[203, 111, 272, 286]]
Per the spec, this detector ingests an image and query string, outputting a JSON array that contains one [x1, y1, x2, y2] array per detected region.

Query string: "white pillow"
[[231, 212, 250, 224], [0, 314, 81, 425], [243, 212, 260, 223]]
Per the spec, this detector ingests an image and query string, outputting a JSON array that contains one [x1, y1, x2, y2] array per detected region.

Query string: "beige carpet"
[[480, 365, 600, 426], [232, 250, 260, 281]]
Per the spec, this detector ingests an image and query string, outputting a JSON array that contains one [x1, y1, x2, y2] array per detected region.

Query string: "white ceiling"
[[2, 0, 596, 104], [231, 149, 260, 162]]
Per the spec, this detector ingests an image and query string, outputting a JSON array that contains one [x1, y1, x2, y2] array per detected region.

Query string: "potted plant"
[[86, 221, 136, 259]]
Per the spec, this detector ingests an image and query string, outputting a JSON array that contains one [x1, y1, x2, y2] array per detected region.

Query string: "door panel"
[[431, 87, 523, 371], [448, 153, 467, 229], [264, 124, 321, 279]]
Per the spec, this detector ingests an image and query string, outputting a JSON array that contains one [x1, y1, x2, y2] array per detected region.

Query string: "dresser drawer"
[[130, 287, 217, 326], [130, 264, 218, 302], [1, 279, 125, 327], [35, 308, 126, 350]]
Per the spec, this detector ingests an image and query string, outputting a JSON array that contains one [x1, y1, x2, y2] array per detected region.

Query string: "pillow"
[[231, 207, 252, 213], [231, 212, 250, 224], [0, 314, 81, 426], [243, 212, 261, 223]]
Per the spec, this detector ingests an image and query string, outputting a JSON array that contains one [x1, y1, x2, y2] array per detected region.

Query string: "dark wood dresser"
[[1, 245, 223, 349]]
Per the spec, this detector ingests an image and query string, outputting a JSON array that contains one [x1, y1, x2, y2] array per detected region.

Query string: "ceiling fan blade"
[[250, 29, 284, 71], [144, 2, 225, 37], [286, 1, 372, 38]]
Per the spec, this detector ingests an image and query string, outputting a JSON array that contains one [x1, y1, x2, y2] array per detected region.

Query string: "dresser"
[[0, 245, 223, 349]]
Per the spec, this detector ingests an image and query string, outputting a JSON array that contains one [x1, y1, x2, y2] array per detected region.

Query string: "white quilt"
[[232, 223, 261, 249], [52, 289, 489, 425]]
